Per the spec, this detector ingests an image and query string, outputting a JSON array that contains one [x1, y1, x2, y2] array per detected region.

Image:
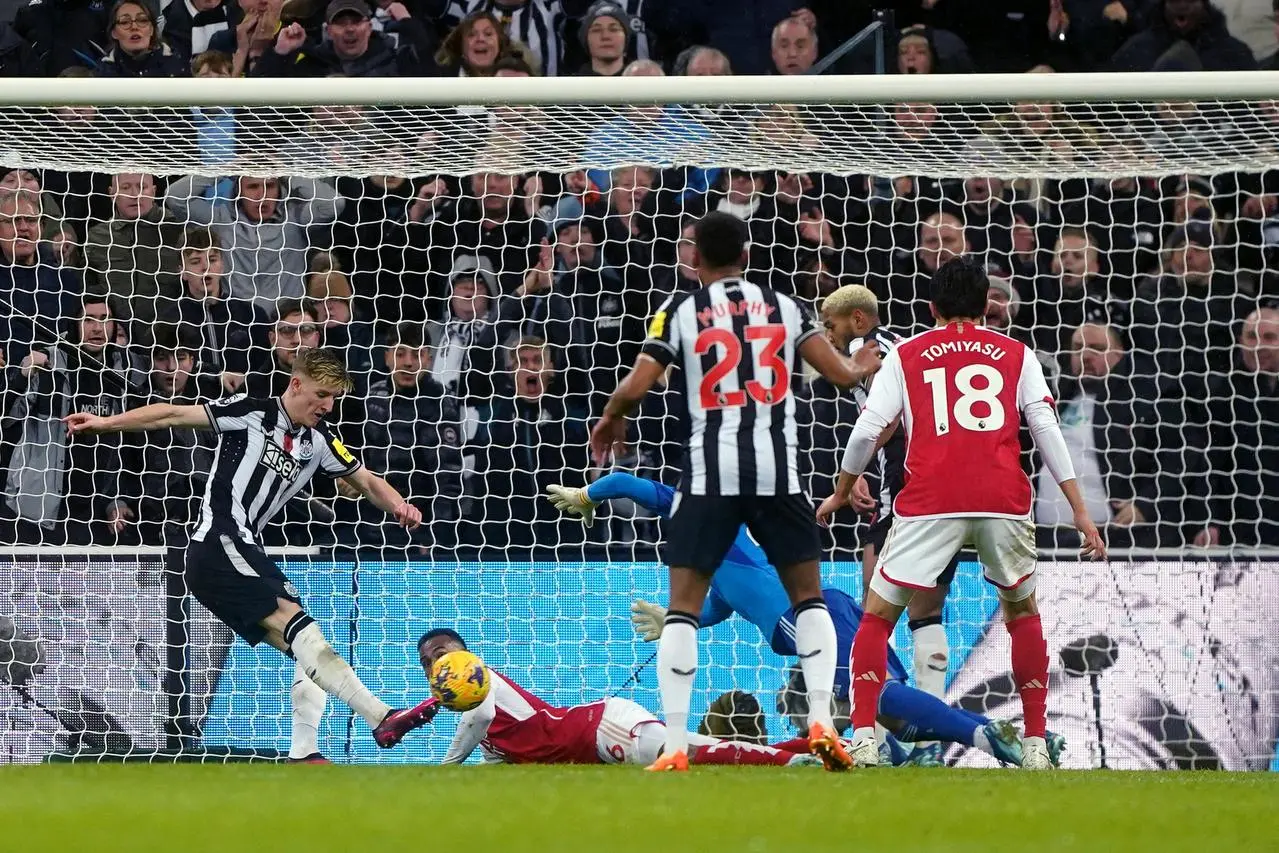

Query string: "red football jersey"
[[860, 322, 1054, 519], [471, 670, 605, 764]]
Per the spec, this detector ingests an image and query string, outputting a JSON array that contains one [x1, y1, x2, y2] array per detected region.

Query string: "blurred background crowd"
[[0, 0, 1276, 556]]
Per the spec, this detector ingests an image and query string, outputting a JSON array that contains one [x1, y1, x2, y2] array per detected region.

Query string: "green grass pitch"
[[4, 764, 1276, 852]]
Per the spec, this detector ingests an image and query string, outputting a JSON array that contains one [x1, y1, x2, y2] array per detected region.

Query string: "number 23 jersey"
[[861, 322, 1055, 520], [641, 278, 821, 498]]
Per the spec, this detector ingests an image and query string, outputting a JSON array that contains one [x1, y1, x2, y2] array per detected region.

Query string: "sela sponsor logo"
[[919, 340, 1007, 363], [261, 441, 300, 481]]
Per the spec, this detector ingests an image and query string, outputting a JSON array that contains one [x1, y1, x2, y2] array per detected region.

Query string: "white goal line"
[[4, 71, 1279, 107]]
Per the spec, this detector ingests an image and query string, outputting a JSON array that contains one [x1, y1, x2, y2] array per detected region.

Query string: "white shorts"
[[872, 516, 1038, 606], [595, 697, 660, 765]]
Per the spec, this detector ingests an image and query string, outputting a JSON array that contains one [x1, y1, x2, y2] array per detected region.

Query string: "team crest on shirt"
[[297, 439, 314, 461], [283, 581, 300, 598]]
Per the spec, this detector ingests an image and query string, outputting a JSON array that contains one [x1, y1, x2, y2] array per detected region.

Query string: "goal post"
[[1, 73, 1278, 769]]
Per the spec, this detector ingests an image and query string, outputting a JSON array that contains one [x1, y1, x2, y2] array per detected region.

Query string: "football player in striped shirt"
[[64, 347, 438, 760]]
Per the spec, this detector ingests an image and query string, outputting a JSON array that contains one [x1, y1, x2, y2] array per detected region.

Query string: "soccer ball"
[[429, 650, 491, 711]]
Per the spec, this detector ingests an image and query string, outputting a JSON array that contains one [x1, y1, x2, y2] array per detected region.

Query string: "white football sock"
[[657, 617, 699, 755], [971, 725, 993, 757], [911, 622, 949, 698], [290, 622, 390, 728], [288, 661, 327, 759], [795, 605, 838, 729]]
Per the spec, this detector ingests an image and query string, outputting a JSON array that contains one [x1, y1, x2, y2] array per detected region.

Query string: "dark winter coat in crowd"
[[250, 23, 435, 77], [352, 373, 465, 548], [1, 343, 137, 545], [13, 0, 111, 75], [1109, 0, 1255, 72], [0, 22, 39, 75], [1204, 369, 1279, 546], [1047, 364, 1211, 546], [94, 42, 189, 76], [156, 291, 253, 376], [0, 247, 83, 367], [134, 372, 222, 547], [474, 394, 590, 549]]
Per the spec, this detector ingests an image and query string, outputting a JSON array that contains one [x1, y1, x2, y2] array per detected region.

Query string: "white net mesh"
[[0, 77, 1277, 768]]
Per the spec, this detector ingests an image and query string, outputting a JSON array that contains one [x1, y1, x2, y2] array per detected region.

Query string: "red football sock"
[[771, 737, 811, 754], [1007, 613, 1049, 739], [850, 613, 895, 731], [692, 741, 791, 766]]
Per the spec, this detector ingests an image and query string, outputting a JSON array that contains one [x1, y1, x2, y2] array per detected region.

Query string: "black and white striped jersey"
[[444, 0, 565, 76], [849, 325, 906, 519], [190, 395, 361, 544], [641, 277, 820, 497]]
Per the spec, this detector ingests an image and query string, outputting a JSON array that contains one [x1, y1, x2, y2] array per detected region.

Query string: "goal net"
[[0, 74, 1277, 769]]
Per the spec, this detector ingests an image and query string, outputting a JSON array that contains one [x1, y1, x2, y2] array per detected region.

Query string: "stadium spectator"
[[1034, 321, 1203, 548], [206, 0, 282, 71], [306, 266, 375, 390], [156, 225, 252, 380], [0, 191, 82, 368], [574, 0, 629, 76], [243, 298, 320, 397], [440, 0, 563, 77], [473, 334, 590, 550], [432, 10, 514, 75], [1129, 219, 1251, 394], [674, 44, 732, 75], [769, 15, 816, 75], [252, 0, 436, 77], [12, 0, 111, 75], [1110, 0, 1256, 71], [1198, 305, 1279, 547], [427, 255, 503, 412], [165, 173, 344, 318], [587, 165, 657, 292], [1056, 0, 1144, 70], [417, 172, 548, 297], [84, 172, 186, 334], [875, 208, 969, 330], [1030, 226, 1128, 373], [133, 326, 221, 547], [164, 0, 233, 61], [96, 0, 189, 76], [354, 323, 465, 549], [0, 292, 137, 547]]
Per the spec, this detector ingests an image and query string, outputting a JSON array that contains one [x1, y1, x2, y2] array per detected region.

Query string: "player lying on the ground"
[[417, 628, 823, 767], [65, 348, 438, 763], [546, 472, 1055, 767]]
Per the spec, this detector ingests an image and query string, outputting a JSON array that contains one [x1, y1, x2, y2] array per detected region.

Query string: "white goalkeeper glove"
[[630, 599, 667, 642], [545, 484, 598, 528]]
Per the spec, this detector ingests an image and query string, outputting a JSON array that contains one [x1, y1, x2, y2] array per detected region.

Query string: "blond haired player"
[[64, 348, 439, 761]]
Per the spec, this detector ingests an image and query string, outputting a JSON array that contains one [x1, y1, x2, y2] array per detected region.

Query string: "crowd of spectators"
[[0, 0, 1276, 554]]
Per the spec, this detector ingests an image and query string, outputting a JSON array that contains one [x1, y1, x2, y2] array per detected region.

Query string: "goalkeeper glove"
[[630, 599, 667, 642], [545, 484, 598, 528]]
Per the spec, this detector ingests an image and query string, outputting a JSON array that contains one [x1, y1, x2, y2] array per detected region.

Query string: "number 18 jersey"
[[641, 277, 820, 497], [862, 322, 1055, 519]]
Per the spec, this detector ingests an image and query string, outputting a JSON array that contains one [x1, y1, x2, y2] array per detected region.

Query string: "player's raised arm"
[[799, 333, 882, 389], [546, 472, 677, 527], [64, 402, 211, 435], [1017, 347, 1108, 561]]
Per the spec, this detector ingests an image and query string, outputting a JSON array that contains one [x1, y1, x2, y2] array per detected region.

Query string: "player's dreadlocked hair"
[[293, 347, 353, 392]]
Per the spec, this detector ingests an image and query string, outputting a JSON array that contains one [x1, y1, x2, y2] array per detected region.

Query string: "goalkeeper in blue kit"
[[548, 473, 1062, 767]]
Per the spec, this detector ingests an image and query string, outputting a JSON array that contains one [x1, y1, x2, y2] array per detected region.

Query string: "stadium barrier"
[[1, 550, 1275, 769]]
